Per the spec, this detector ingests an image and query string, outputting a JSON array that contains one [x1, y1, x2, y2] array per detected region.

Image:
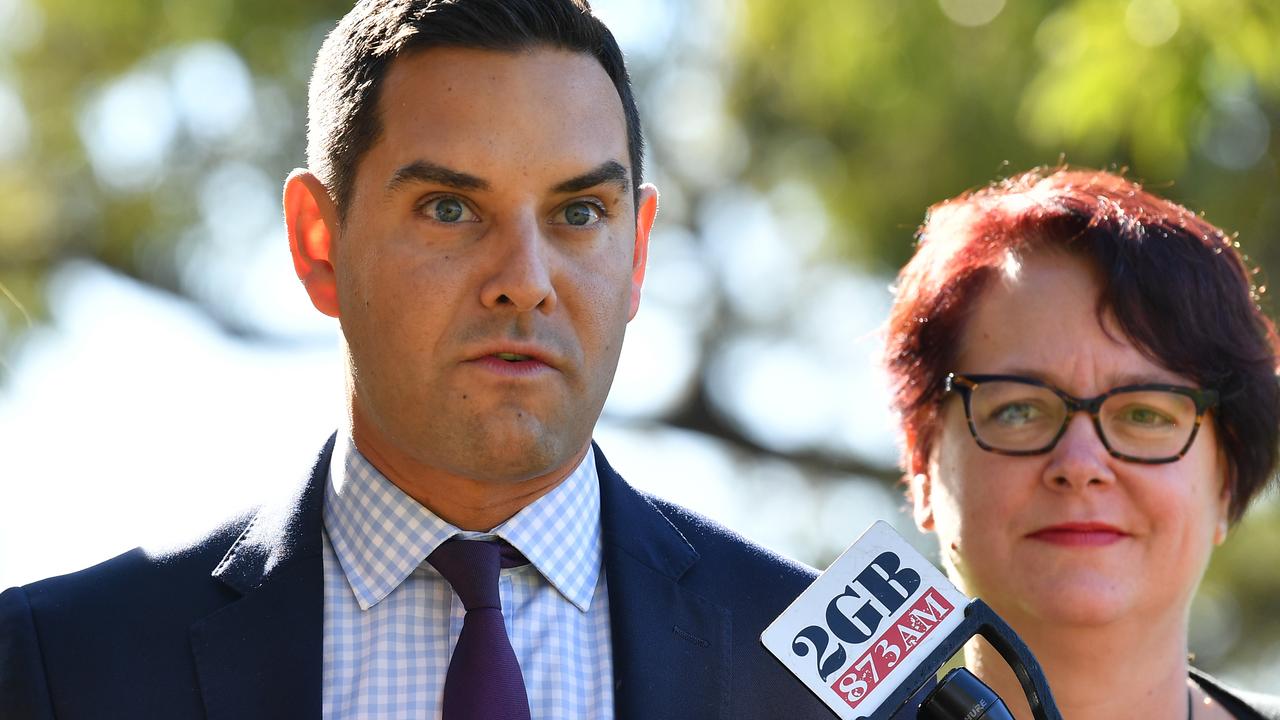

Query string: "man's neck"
[[966, 609, 1190, 720], [349, 430, 589, 532]]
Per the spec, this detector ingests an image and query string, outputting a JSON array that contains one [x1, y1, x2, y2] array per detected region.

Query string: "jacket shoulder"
[[21, 509, 253, 609], [643, 491, 817, 610], [2, 511, 255, 718], [16, 512, 253, 669]]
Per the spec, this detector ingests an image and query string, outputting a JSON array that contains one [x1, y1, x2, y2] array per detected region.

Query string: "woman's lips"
[[1027, 523, 1129, 547]]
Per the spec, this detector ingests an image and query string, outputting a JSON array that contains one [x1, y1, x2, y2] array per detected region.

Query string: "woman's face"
[[914, 248, 1230, 629]]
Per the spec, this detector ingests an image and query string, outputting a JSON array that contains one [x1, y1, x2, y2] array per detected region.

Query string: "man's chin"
[[434, 422, 590, 485]]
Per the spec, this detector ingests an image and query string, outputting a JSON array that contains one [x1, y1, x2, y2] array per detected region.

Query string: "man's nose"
[[479, 215, 556, 313]]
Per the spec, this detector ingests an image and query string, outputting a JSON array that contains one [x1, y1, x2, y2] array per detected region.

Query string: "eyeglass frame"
[[943, 373, 1220, 465]]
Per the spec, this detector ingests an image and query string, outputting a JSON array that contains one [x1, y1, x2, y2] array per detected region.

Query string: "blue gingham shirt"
[[321, 433, 614, 718]]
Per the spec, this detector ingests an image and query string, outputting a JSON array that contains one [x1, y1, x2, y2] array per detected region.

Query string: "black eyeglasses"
[[944, 373, 1219, 464]]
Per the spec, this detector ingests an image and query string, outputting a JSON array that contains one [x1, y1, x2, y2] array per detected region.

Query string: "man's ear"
[[627, 183, 659, 321], [284, 169, 341, 318]]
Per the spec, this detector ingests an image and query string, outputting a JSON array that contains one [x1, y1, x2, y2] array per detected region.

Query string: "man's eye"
[[561, 201, 603, 226], [421, 197, 476, 223]]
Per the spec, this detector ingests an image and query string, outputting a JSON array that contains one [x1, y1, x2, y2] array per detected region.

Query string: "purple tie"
[[427, 538, 532, 720]]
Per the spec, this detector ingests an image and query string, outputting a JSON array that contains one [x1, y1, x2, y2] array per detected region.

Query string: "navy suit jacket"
[[1, 438, 833, 719]]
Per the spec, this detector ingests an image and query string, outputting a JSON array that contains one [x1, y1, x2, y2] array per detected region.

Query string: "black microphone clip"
[[867, 599, 1064, 720]]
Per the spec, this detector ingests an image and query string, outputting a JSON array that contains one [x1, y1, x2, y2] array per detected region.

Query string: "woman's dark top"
[[890, 668, 1278, 719], [1192, 668, 1280, 720]]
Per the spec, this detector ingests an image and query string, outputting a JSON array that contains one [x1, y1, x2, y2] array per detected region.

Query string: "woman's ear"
[[906, 437, 937, 532], [1213, 485, 1231, 546], [910, 472, 935, 532], [1212, 451, 1233, 546]]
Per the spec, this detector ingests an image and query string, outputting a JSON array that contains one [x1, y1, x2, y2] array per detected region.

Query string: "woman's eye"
[[421, 197, 476, 223], [561, 201, 603, 226], [991, 403, 1040, 426], [1120, 406, 1175, 427]]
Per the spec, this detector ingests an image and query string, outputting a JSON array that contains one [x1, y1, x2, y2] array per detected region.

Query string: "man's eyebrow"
[[386, 160, 489, 193], [551, 161, 630, 194]]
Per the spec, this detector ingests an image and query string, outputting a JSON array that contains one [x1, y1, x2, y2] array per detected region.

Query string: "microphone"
[[761, 521, 1062, 720], [918, 668, 1013, 720]]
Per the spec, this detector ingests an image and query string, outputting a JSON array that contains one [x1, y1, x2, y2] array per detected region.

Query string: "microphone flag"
[[761, 521, 969, 719]]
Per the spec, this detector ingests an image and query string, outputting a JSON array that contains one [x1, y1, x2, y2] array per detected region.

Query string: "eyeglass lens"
[[966, 381, 1199, 460]]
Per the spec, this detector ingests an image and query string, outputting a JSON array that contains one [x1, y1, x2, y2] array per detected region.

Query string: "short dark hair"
[[885, 167, 1280, 523], [307, 0, 644, 218]]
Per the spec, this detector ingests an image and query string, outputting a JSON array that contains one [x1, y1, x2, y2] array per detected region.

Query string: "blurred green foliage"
[[1200, 496, 1280, 679], [730, 0, 1280, 273], [0, 0, 350, 350]]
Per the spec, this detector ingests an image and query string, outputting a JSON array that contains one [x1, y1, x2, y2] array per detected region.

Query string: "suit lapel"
[[189, 436, 333, 720], [596, 446, 731, 720]]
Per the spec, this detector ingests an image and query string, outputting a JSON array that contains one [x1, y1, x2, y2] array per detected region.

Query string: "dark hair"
[[307, 0, 644, 218], [885, 167, 1280, 523]]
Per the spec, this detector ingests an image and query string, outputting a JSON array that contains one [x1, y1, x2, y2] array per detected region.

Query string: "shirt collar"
[[490, 449, 602, 612], [323, 433, 602, 613]]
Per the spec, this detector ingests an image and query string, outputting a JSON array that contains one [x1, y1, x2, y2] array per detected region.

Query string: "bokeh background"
[[2, 0, 1278, 687]]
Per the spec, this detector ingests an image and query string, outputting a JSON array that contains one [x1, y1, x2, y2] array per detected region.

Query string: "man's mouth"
[[463, 343, 558, 377]]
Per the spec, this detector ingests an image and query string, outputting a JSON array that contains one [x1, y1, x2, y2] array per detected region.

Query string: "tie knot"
[[427, 538, 526, 611]]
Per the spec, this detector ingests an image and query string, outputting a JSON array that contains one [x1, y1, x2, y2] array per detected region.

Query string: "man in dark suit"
[[1, 1, 829, 717]]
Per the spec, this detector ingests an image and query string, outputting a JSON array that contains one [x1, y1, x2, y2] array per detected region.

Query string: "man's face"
[[307, 46, 655, 485]]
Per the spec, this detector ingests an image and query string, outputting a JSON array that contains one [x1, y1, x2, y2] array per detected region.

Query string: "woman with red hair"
[[885, 168, 1280, 719]]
